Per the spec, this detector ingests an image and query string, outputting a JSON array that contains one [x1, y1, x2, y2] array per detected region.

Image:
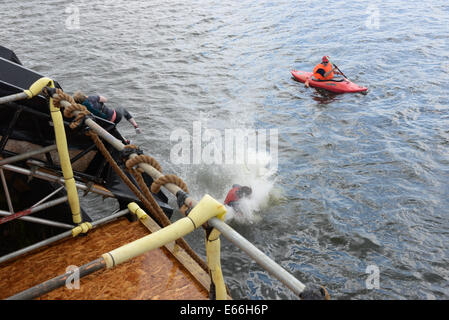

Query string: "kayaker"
[[73, 91, 141, 134], [224, 184, 252, 213], [305, 56, 343, 87]]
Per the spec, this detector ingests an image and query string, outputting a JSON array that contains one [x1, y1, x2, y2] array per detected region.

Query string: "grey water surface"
[[2, 0, 449, 299]]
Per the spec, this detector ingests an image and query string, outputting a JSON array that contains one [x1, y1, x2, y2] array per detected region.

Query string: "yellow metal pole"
[[25, 77, 82, 224], [206, 228, 227, 300], [205, 205, 227, 300], [102, 195, 226, 269], [128, 202, 149, 221], [48, 82, 82, 224]]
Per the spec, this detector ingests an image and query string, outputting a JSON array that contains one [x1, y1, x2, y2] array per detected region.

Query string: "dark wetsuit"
[[82, 95, 132, 124]]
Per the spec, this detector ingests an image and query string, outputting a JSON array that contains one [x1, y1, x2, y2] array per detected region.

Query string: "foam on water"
[[223, 149, 278, 224]]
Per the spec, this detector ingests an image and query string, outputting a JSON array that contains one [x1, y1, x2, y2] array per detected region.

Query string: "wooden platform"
[[0, 217, 209, 300]]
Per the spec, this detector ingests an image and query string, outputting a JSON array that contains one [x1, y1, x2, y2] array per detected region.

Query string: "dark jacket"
[[82, 95, 115, 121]]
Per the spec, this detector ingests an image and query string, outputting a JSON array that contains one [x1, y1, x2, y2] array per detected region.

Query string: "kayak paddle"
[[326, 56, 349, 80]]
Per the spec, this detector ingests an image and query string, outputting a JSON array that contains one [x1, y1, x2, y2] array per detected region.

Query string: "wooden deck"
[[0, 217, 209, 300]]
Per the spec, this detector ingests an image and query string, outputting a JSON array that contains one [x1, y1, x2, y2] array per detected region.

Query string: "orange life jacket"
[[313, 63, 334, 80]]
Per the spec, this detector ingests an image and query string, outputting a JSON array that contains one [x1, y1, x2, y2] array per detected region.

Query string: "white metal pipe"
[[0, 168, 14, 213], [0, 145, 57, 166], [0, 196, 68, 224], [208, 217, 306, 295], [0, 231, 70, 265], [91, 208, 130, 226], [31, 186, 65, 208], [0, 208, 130, 265], [0, 92, 28, 105], [58, 99, 125, 151], [1, 163, 115, 198], [0, 210, 74, 229]]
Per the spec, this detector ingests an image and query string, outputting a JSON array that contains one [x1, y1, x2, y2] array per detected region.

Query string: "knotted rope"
[[151, 174, 189, 194], [52, 88, 90, 129], [125, 153, 162, 173]]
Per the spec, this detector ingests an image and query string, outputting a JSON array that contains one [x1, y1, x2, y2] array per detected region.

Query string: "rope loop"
[[51, 88, 92, 129], [52, 88, 75, 109], [125, 154, 162, 173], [151, 174, 189, 194]]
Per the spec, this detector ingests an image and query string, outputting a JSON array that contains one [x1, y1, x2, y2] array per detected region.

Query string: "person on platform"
[[73, 91, 141, 134]]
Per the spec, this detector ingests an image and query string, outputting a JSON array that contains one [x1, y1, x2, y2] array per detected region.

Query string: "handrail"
[[0, 92, 29, 105], [0, 208, 130, 265], [1, 162, 115, 198], [47, 80, 82, 224], [0, 145, 57, 166], [0, 196, 69, 225]]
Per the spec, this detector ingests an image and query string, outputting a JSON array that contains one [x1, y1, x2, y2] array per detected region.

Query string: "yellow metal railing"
[[127, 199, 228, 299], [25, 78, 82, 224], [103, 195, 225, 267]]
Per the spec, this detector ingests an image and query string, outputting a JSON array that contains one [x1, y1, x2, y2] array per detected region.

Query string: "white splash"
[[224, 148, 277, 224]]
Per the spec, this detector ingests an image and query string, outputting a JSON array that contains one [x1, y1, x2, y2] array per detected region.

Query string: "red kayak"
[[291, 70, 367, 93]]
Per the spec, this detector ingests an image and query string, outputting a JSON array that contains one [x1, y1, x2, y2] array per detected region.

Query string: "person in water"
[[73, 91, 141, 134], [305, 56, 343, 87], [224, 184, 252, 213]]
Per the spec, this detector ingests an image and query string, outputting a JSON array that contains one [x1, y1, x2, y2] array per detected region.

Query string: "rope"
[[122, 147, 191, 218], [125, 153, 162, 173], [85, 131, 169, 226], [150, 174, 191, 217], [72, 222, 93, 237], [151, 174, 189, 194], [52, 89, 90, 129], [123, 153, 209, 269]]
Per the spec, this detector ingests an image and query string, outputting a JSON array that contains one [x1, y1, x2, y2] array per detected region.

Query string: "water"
[[2, 0, 449, 299]]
